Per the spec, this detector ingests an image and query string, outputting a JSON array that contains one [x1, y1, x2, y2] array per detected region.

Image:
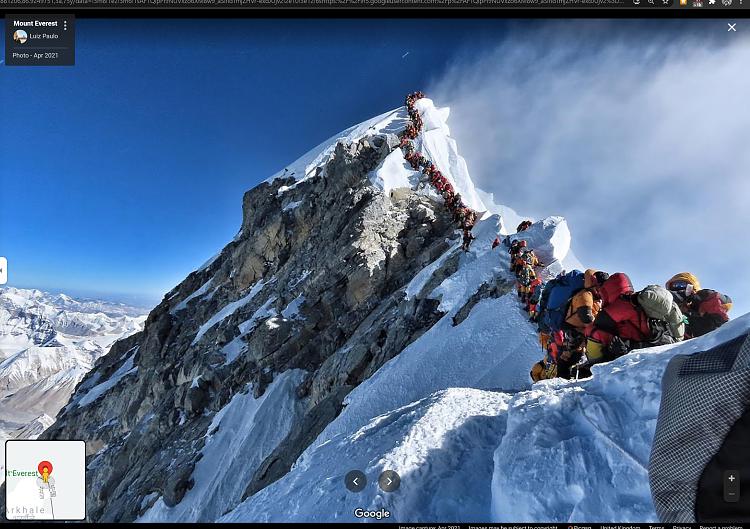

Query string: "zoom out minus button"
[[724, 470, 740, 503]]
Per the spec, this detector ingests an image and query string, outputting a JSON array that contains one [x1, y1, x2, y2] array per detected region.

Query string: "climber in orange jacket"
[[584, 268, 611, 290], [564, 289, 601, 331], [564, 272, 608, 331]]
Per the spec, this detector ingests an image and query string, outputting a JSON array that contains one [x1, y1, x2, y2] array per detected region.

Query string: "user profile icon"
[[13, 30, 28, 44]]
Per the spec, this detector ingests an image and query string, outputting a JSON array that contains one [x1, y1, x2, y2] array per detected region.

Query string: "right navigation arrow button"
[[378, 470, 400, 493]]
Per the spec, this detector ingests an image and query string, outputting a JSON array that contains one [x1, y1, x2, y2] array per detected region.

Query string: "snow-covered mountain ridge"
[[18, 97, 744, 523], [0, 287, 147, 485]]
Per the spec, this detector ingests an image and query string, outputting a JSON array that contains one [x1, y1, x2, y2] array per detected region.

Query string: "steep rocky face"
[[36, 133, 468, 522]]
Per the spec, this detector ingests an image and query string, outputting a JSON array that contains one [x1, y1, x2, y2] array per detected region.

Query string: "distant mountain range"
[[0, 286, 148, 443]]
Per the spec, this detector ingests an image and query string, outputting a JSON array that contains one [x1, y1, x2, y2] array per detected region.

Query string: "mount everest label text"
[[5, 440, 86, 520]]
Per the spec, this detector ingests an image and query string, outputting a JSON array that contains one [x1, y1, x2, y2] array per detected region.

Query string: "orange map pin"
[[37, 461, 53, 483]]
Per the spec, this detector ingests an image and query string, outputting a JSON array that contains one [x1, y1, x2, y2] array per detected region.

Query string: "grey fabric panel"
[[649, 332, 750, 523], [679, 334, 746, 376]]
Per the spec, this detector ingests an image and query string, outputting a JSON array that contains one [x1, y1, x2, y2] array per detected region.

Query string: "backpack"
[[641, 318, 679, 348], [538, 270, 585, 333], [521, 250, 537, 266], [694, 289, 732, 321], [529, 280, 545, 306], [636, 285, 686, 342], [517, 266, 536, 287]]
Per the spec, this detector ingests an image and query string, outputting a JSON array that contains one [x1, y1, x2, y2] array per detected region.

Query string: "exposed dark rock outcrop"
[[15, 133, 483, 522]]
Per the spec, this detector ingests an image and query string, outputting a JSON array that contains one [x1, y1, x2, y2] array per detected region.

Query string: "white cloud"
[[430, 23, 750, 316]]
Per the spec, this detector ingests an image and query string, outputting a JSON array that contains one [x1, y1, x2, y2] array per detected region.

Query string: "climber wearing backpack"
[[536, 269, 586, 335], [584, 269, 611, 290], [453, 207, 465, 226], [685, 289, 732, 338], [586, 272, 682, 363], [437, 176, 449, 193], [636, 284, 686, 344], [508, 240, 526, 273], [516, 220, 533, 233], [430, 171, 442, 187], [405, 151, 420, 170], [450, 193, 463, 212], [564, 283, 604, 331], [666, 273, 732, 338], [463, 209, 477, 231], [403, 124, 418, 140], [530, 359, 557, 383], [520, 248, 540, 269], [512, 249, 540, 286], [554, 329, 589, 380], [461, 228, 475, 252], [530, 329, 586, 382], [530, 331, 561, 382], [516, 263, 537, 304], [527, 277, 545, 321]]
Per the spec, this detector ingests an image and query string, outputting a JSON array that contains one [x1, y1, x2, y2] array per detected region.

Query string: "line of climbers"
[[399, 92, 478, 252], [495, 225, 734, 382]]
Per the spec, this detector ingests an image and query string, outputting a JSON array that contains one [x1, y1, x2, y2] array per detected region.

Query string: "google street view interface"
[[2, 6, 750, 526]]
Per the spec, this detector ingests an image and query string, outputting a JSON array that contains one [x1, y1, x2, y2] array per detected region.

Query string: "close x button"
[[724, 470, 740, 503]]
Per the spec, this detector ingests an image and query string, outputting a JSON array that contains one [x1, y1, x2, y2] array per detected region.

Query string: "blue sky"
[[2, 19, 747, 314], [2, 19, 484, 306]]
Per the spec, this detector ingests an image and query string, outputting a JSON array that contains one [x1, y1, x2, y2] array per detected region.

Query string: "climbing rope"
[[399, 92, 477, 250]]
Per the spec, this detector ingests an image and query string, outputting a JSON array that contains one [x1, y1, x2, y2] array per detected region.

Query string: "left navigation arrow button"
[[345, 470, 367, 492]]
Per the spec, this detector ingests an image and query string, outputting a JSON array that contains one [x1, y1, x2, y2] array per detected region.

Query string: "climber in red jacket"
[[585, 272, 652, 363], [463, 209, 477, 230]]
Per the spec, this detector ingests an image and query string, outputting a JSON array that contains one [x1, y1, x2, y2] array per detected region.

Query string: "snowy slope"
[[411, 98, 487, 213], [491, 314, 750, 522], [306, 215, 545, 447], [137, 370, 306, 522], [221, 312, 750, 522], [222, 388, 513, 523], [267, 107, 409, 192], [268, 99, 488, 219], [217, 213, 583, 522]]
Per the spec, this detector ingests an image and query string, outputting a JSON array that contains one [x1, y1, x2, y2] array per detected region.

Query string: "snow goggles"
[[669, 280, 694, 295]]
